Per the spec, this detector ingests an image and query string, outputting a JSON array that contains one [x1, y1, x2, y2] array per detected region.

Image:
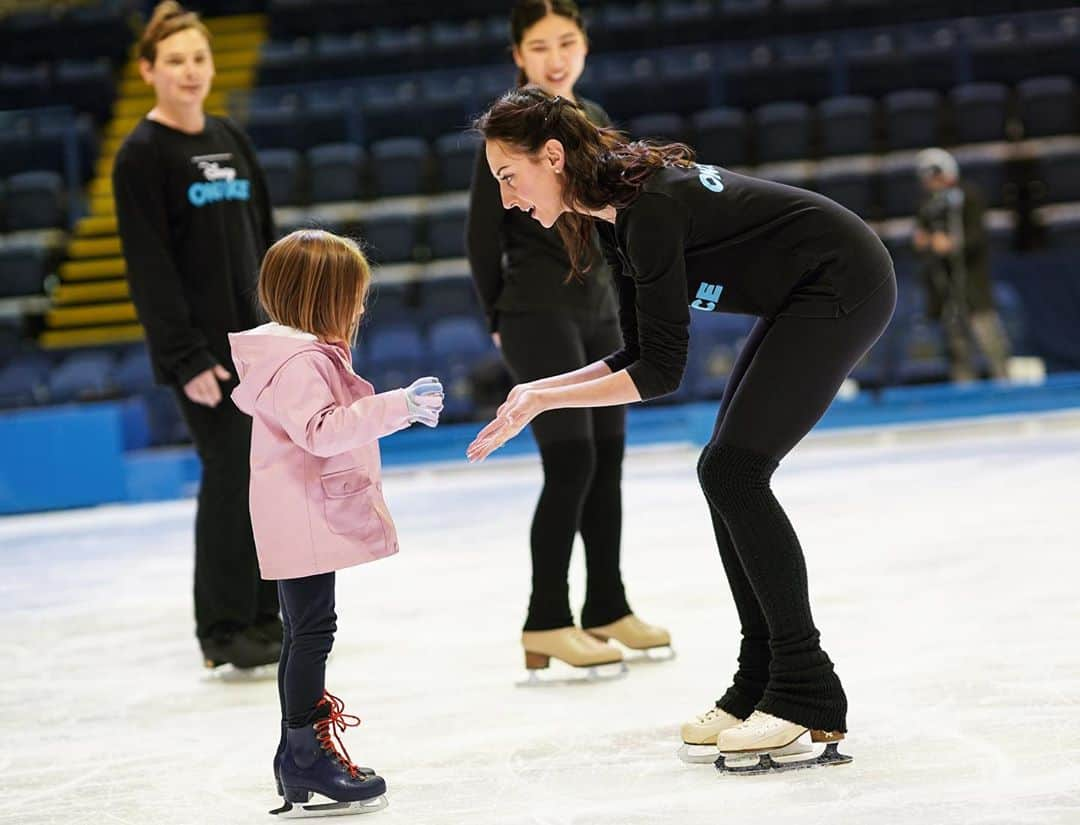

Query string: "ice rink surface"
[[1, 415, 1078, 825]]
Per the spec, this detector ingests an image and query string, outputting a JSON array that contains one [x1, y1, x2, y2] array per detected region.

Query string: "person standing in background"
[[113, 1, 281, 672], [466, 0, 671, 677], [914, 148, 1011, 382]]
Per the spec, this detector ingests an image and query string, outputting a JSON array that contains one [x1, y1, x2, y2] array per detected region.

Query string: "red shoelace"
[[314, 691, 363, 779]]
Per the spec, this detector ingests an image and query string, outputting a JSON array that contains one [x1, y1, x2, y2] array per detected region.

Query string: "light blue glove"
[[404, 376, 444, 427]]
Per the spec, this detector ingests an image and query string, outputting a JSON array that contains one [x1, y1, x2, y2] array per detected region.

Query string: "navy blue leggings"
[[277, 572, 336, 728]]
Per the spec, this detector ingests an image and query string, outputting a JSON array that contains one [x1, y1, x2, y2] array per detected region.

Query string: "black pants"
[[499, 311, 630, 631], [174, 386, 279, 640], [278, 573, 337, 727], [698, 275, 897, 733]]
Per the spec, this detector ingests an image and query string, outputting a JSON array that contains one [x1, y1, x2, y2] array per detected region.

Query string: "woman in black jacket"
[[466, 0, 670, 676], [113, 1, 280, 673], [468, 87, 896, 767]]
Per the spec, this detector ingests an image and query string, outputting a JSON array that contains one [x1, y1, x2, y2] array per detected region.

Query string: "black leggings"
[[698, 275, 897, 733], [277, 572, 336, 728], [498, 311, 630, 631], [174, 387, 279, 640]]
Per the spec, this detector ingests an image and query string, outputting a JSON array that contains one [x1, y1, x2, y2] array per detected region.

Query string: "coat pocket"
[[320, 468, 384, 538]]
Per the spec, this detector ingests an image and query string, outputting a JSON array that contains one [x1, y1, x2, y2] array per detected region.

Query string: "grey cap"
[[915, 147, 958, 180]]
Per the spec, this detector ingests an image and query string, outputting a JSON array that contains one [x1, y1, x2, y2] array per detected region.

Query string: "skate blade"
[[715, 742, 852, 775], [515, 660, 628, 688], [621, 645, 676, 665], [679, 738, 809, 765], [270, 794, 388, 817], [677, 743, 720, 764], [202, 662, 277, 683]]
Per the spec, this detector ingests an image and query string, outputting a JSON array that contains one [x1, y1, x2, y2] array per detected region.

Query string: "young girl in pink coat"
[[229, 228, 443, 815]]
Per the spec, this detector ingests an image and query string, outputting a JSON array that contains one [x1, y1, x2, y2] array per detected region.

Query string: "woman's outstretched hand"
[[467, 387, 545, 463]]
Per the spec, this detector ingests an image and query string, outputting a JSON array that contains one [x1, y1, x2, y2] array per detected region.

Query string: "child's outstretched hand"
[[404, 376, 444, 427]]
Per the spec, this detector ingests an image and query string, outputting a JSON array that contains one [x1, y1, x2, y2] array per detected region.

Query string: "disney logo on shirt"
[[188, 152, 251, 207]]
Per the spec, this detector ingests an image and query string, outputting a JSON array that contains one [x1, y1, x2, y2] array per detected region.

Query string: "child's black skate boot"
[[272, 692, 387, 816], [274, 717, 375, 798], [201, 626, 280, 671]]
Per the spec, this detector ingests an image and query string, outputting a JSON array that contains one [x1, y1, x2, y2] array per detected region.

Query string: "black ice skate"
[[274, 719, 376, 798], [201, 626, 280, 681], [271, 692, 388, 817], [714, 711, 852, 775]]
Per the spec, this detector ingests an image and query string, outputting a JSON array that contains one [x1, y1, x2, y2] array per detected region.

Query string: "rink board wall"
[[1, 374, 1080, 514]]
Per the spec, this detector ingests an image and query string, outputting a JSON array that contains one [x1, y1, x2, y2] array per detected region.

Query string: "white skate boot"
[[715, 710, 851, 775], [678, 705, 811, 764]]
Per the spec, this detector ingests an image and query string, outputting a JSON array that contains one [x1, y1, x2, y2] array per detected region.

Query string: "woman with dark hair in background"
[[113, 1, 280, 673], [468, 87, 897, 770], [466, 0, 671, 678]]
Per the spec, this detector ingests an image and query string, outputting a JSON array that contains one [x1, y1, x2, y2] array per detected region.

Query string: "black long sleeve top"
[[599, 164, 894, 400], [113, 115, 275, 386], [465, 97, 617, 333]]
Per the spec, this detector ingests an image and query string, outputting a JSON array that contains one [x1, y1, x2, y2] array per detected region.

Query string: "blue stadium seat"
[[596, 3, 657, 52], [246, 105, 304, 151], [1017, 76, 1076, 139], [426, 203, 468, 260], [427, 314, 493, 420], [691, 108, 749, 167], [421, 273, 480, 322], [258, 39, 311, 86], [360, 208, 420, 264], [48, 350, 117, 403], [753, 102, 812, 163], [302, 101, 349, 149], [655, 49, 713, 116], [370, 137, 429, 198], [878, 154, 920, 219], [434, 131, 481, 193], [53, 58, 115, 124], [307, 143, 365, 203], [953, 145, 1009, 209], [0, 351, 50, 408], [1033, 141, 1080, 205], [361, 320, 426, 392], [0, 241, 49, 297], [113, 346, 156, 396], [627, 113, 686, 143], [818, 96, 876, 157], [844, 31, 907, 99], [5, 171, 64, 230], [686, 312, 754, 400], [814, 157, 877, 220], [365, 280, 416, 326], [949, 83, 1010, 145], [882, 89, 941, 151], [257, 149, 303, 206], [599, 55, 661, 121]]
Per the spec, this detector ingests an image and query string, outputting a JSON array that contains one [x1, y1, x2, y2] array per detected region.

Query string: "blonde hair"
[[258, 230, 372, 345], [138, 1, 212, 64]]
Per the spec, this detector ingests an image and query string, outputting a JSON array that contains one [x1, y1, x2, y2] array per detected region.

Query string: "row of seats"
[[258, 137, 1080, 229], [0, 172, 68, 232], [0, 59, 115, 123], [257, 6, 1079, 97], [0, 109, 97, 184], [244, 76, 1076, 185], [264, 0, 1069, 50], [0, 5, 129, 65]]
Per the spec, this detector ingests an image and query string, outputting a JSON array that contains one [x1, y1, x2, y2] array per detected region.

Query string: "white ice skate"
[[677, 705, 811, 764], [715, 711, 851, 775], [270, 795, 388, 818]]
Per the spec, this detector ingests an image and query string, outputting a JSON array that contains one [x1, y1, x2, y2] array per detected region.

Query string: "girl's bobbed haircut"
[[258, 229, 372, 345], [138, 1, 212, 64]]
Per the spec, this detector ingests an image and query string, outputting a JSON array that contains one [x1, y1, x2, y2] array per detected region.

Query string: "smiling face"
[[486, 138, 567, 229], [512, 12, 588, 100], [139, 27, 214, 113]]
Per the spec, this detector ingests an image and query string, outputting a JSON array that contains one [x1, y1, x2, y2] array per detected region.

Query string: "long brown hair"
[[474, 86, 695, 278], [138, 1, 211, 65], [510, 0, 587, 88], [258, 230, 372, 345]]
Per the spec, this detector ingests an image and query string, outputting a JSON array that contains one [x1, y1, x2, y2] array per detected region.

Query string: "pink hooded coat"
[[229, 323, 412, 580]]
